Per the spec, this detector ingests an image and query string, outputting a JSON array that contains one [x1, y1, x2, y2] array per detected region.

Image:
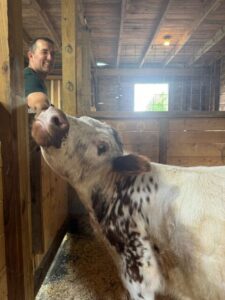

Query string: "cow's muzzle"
[[31, 106, 70, 148]]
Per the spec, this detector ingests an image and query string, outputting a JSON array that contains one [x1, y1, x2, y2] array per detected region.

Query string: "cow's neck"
[[71, 167, 118, 213], [90, 172, 139, 223]]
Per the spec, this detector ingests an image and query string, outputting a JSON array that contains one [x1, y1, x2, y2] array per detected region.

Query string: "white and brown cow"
[[32, 106, 225, 300]]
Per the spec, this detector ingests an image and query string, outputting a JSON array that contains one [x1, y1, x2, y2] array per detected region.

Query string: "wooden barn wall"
[[219, 56, 225, 111], [97, 115, 225, 167], [31, 79, 67, 275], [95, 68, 220, 112], [0, 143, 7, 299], [45, 79, 62, 109]]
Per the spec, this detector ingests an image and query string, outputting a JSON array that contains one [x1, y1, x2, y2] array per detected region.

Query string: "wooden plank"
[[106, 119, 159, 131], [96, 67, 207, 77], [78, 30, 92, 114], [116, 0, 127, 67], [33, 157, 68, 271], [169, 131, 225, 144], [0, 143, 7, 300], [189, 23, 225, 65], [77, 0, 96, 67], [0, 142, 3, 238], [167, 142, 225, 157], [0, 267, 7, 300], [34, 219, 69, 296], [29, 125, 44, 254], [167, 156, 225, 167], [0, 0, 33, 298], [124, 143, 159, 160], [169, 118, 225, 131], [139, 0, 171, 68], [30, 0, 61, 50], [164, 0, 224, 65], [120, 131, 159, 145], [61, 0, 78, 115], [159, 119, 168, 164], [0, 235, 6, 276]]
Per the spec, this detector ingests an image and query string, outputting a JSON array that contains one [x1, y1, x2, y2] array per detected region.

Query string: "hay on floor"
[[36, 217, 172, 300]]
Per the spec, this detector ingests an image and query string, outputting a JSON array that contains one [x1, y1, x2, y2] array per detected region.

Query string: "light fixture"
[[163, 35, 171, 46], [96, 61, 108, 67]]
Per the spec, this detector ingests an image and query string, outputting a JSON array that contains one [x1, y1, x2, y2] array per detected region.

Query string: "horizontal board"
[[167, 156, 225, 166], [168, 131, 225, 144], [169, 118, 225, 131], [106, 119, 159, 131], [167, 142, 225, 157], [125, 143, 159, 158], [121, 131, 159, 145]]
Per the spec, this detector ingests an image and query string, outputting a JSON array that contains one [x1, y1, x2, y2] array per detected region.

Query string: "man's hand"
[[27, 92, 50, 112]]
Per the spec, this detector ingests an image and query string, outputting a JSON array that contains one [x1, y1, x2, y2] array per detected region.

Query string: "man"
[[24, 37, 55, 111]]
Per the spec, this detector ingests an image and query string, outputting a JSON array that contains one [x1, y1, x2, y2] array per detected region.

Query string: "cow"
[[32, 105, 225, 300]]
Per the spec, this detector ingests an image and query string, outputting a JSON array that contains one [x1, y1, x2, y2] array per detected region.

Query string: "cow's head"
[[32, 106, 150, 187]]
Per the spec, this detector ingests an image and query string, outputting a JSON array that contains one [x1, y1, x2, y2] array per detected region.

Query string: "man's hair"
[[29, 37, 54, 52]]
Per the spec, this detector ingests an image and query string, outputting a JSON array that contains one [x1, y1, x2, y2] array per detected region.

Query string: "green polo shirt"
[[24, 67, 47, 97]]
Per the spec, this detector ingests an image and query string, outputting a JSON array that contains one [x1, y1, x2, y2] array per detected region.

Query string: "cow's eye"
[[97, 142, 108, 155]]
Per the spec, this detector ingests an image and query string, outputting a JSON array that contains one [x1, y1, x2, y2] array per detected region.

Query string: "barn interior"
[[1, 0, 225, 299]]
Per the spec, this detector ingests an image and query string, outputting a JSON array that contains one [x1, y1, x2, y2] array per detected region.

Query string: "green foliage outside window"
[[145, 92, 168, 111]]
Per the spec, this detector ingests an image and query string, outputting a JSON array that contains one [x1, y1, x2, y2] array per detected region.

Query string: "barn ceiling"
[[22, 0, 225, 74]]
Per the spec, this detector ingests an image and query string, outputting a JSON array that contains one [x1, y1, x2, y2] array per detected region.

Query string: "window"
[[134, 83, 169, 112]]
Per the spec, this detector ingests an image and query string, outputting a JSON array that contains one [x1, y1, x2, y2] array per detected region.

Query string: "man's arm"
[[27, 92, 50, 111]]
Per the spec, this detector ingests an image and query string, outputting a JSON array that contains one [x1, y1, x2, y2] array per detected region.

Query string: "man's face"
[[28, 39, 55, 75]]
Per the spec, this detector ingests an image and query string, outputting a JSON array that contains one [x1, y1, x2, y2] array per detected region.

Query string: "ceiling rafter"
[[164, 0, 224, 66], [116, 0, 127, 67], [139, 0, 172, 68], [30, 0, 61, 50], [188, 23, 225, 65]]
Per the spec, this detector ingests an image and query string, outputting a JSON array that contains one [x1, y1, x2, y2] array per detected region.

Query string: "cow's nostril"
[[52, 116, 61, 127]]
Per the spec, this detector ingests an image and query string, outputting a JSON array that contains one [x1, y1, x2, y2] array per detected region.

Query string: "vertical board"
[[219, 57, 225, 111], [61, 0, 77, 115], [0, 0, 33, 299], [46, 79, 62, 108], [33, 157, 68, 271], [80, 30, 92, 114], [0, 142, 7, 299]]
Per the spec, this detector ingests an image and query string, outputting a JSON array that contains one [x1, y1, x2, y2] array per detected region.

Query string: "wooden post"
[[61, 0, 77, 115], [0, 0, 33, 299], [80, 29, 92, 114]]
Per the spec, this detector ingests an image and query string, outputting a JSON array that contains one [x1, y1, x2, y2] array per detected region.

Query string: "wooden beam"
[[164, 0, 224, 66], [95, 67, 209, 77], [30, 0, 61, 50], [139, 0, 171, 68], [77, 0, 96, 67], [0, 0, 33, 299], [116, 0, 127, 67], [189, 24, 225, 65], [61, 0, 77, 115], [79, 30, 92, 114]]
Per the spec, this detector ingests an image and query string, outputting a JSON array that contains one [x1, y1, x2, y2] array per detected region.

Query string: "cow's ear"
[[112, 154, 151, 174]]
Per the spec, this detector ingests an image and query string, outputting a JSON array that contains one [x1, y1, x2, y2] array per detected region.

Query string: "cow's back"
[[149, 163, 225, 299]]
